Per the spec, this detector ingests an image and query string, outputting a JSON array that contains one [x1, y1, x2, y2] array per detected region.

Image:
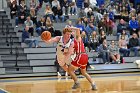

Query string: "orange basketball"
[[41, 31, 51, 41]]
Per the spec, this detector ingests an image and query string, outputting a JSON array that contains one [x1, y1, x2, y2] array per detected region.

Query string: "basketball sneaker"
[[72, 82, 80, 89], [91, 84, 97, 90]]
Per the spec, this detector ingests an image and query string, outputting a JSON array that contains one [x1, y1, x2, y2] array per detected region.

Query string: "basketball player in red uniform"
[[68, 28, 97, 90]]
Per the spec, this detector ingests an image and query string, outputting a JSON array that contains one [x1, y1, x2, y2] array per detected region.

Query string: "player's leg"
[[61, 64, 69, 76], [68, 64, 80, 89], [80, 68, 97, 90]]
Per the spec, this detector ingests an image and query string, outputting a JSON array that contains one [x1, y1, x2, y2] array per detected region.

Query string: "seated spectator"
[[65, 20, 74, 28], [44, 4, 54, 21], [104, 16, 114, 35], [109, 40, 121, 63], [15, 8, 26, 27], [98, 17, 106, 34], [89, 31, 99, 51], [19, 0, 28, 13], [87, 8, 94, 18], [82, 0, 89, 9], [78, 8, 86, 19], [118, 35, 130, 57], [54, 6, 65, 22], [69, 1, 77, 15], [92, 8, 103, 25], [30, 8, 37, 25], [129, 33, 140, 56], [108, 8, 115, 21], [129, 16, 139, 35], [99, 4, 107, 15], [117, 19, 128, 39], [88, 15, 96, 26], [61, 0, 70, 15], [46, 16, 55, 36], [10, 0, 18, 19], [36, 17, 46, 36], [52, 0, 60, 14], [22, 27, 40, 48], [120, 6, 129, 21], [118, 29, 129, 42], [24, 16, 34, 37], [82, 17, 88, 27], [30, 0, 36, 9], [85, 21, 98, 39], [81, 31, 91, 52], [98, 39, 110, 64], [98, 30, 106, 44], [75, 19, 85, 33]]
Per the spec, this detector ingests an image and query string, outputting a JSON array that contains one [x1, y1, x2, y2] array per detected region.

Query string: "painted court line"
[[0, 88, 10, 93]]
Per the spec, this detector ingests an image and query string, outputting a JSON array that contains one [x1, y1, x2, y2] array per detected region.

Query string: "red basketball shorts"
[[71, 53, 88, 69]]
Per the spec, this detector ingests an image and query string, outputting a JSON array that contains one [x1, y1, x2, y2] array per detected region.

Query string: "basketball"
[[41, 31, 51, 41]]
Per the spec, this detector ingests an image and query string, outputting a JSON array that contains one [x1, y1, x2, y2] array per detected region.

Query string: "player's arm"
[[44, 36, 60, 44]]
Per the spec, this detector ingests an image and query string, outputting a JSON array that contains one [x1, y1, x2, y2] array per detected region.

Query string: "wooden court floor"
[[0, 73, 140, 93]]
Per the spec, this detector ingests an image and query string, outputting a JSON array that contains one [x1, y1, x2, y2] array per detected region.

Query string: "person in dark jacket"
[[22, 27, 40, 48], [10, 0, 18, 19], [36, 17, 46, 36], [129, 33, 140, 56], [54, 6, 65, 22]]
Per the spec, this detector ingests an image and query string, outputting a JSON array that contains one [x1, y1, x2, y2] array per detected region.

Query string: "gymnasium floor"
[[0, 73, 140, 93]]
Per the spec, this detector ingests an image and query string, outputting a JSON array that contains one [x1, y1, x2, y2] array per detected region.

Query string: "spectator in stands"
[[61, 0, 70, 15], [84, 6, 92, 17], [89, 31, 99, 51], [129, 16, 139, 35], [54, 6, 65, 22], [30, 0, 36, 9], [129, 9, 136, 19], [108, 8, 115, 21], [104, 16, 113, 35], [129, 33, 140, 56], [98, 30, 106, 44], [30, 8, 37, 25], [69, 1, 77, 15], [118, 29, 129, 43], [109, 40, 121, 63], [15, 7, 26, 27], [92, 8, 103, 25], [81, 31, 91, 52], [10, 0, 18, 19], [65, 20, 74, 28], [36, 0, 50, 10], [87, 8, 94, 18], [78, 8, 86, 19], [82, 0, 89, 9], [85, 21, 98, 38], [120, 6, 129, 21], [36, 17, 46, 36], [117, 19, 129, 39], [99, 4, 107, 15], [118, 35, 130, 57], [44, 4, 54, 21], [52, 0, 60, 14], [46, 16, 55, 36], [88, 15, 96, 26], [98, 17, 106, 34], [22, 27, 40, 48], [19, 0, 28, 13], [98, 39, 110, 64], [83, 17, 88, 27], [24, 16, 34, 37], [75, 19, 85, 33]]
